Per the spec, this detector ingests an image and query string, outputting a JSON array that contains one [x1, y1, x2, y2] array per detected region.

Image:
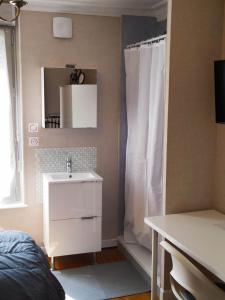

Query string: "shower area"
[[118, 15, 167, 277]]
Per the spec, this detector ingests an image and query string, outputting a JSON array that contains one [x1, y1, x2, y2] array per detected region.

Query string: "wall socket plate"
[[28, 123, 39, 133], [29, 137, 39, 147]]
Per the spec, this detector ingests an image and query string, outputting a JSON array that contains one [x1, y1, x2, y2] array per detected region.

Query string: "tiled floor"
[[50, 247, 151, 300]]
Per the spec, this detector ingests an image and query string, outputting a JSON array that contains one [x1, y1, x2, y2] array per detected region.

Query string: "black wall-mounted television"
[[215, 60, 225, 124]]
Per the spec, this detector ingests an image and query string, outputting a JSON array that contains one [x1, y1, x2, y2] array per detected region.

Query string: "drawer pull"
[[81, 216, 96, 220]]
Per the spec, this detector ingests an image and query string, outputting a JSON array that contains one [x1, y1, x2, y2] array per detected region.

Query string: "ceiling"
[[23, 0, 167, 20]]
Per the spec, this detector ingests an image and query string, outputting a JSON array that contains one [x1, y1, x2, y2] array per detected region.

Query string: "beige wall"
[[165, 0, 224, 215], [161, 0, 224, 295], [214, 3, 225, 213], [0, 11, 121, 245]]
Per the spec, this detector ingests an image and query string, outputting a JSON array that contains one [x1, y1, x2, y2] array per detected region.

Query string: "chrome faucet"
[[66, 157, 72, 174]]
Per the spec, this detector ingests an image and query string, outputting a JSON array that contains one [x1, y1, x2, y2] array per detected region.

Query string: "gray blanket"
[[0, 231, 65, 300]]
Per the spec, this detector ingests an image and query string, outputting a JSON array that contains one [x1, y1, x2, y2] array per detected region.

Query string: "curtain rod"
[[126, 34, 167, 49]]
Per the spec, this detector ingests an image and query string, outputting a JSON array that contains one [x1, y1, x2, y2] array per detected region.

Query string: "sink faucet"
[[66, 157, 72, 174]]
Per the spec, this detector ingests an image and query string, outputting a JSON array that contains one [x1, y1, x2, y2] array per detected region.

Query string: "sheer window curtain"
[[0, 28, 17, 205], [124, 40, 166, 250]]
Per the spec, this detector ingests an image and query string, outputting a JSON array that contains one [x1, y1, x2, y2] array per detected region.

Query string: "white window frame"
[[0, 24, 25, 209]]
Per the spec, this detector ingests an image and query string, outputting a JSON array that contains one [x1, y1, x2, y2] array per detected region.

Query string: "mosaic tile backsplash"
[[35, 147, 97, 201]]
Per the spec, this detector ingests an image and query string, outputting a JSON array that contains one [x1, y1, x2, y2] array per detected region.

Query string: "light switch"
[[29, 137, 39, 147], [28, 123, 39, 133]]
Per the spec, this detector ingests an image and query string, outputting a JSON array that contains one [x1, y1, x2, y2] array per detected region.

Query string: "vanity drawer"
[[48, 181, 102, 220], [47, 217, 102, 257]]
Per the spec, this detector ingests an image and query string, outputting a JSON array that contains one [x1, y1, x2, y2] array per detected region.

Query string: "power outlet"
[[28, 123, 39, 133], [29, 137, 39, 147]]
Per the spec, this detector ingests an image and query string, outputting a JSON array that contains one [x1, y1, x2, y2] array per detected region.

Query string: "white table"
[[144, 210, 225, 300]]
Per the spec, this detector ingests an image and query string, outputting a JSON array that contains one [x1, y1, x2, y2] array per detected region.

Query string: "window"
[[0, 26, 22, 207]]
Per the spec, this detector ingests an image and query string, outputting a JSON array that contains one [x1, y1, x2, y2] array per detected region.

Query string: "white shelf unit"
[[60, 84, 97, 128]]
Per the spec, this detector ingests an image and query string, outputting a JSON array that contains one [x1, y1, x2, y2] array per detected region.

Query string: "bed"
[[0, 230, 65, 300]]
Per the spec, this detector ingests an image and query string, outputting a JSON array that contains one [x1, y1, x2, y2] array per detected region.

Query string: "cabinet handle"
[[81, 216, 96, 220]]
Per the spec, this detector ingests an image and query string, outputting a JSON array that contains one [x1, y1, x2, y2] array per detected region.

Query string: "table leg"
[[50, 256, 55, 271], [151, 230, 158, 300]]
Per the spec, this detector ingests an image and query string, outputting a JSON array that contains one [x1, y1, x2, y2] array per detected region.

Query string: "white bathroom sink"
[[43, 171, 103, 183]]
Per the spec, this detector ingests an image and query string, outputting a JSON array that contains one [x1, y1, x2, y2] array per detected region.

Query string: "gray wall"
[[157, 20, 167, 35], [119, 16, 167, 234]]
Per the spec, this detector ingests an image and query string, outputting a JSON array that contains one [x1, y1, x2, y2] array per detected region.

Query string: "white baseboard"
[[102, 238, 118, 248], [160, 288, 176, 300]]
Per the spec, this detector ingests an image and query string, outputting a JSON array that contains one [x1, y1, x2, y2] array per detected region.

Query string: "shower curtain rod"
[[126, 34, 167, 49]]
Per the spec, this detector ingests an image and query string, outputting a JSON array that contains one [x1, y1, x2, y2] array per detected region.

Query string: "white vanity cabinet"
[[43, 172, 103, 258]]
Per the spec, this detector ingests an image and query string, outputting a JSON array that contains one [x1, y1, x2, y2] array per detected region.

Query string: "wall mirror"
[[41, 67, 97, 128]]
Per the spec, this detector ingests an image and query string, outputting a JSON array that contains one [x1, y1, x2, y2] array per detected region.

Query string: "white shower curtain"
[[124, 40, 166, 250]]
